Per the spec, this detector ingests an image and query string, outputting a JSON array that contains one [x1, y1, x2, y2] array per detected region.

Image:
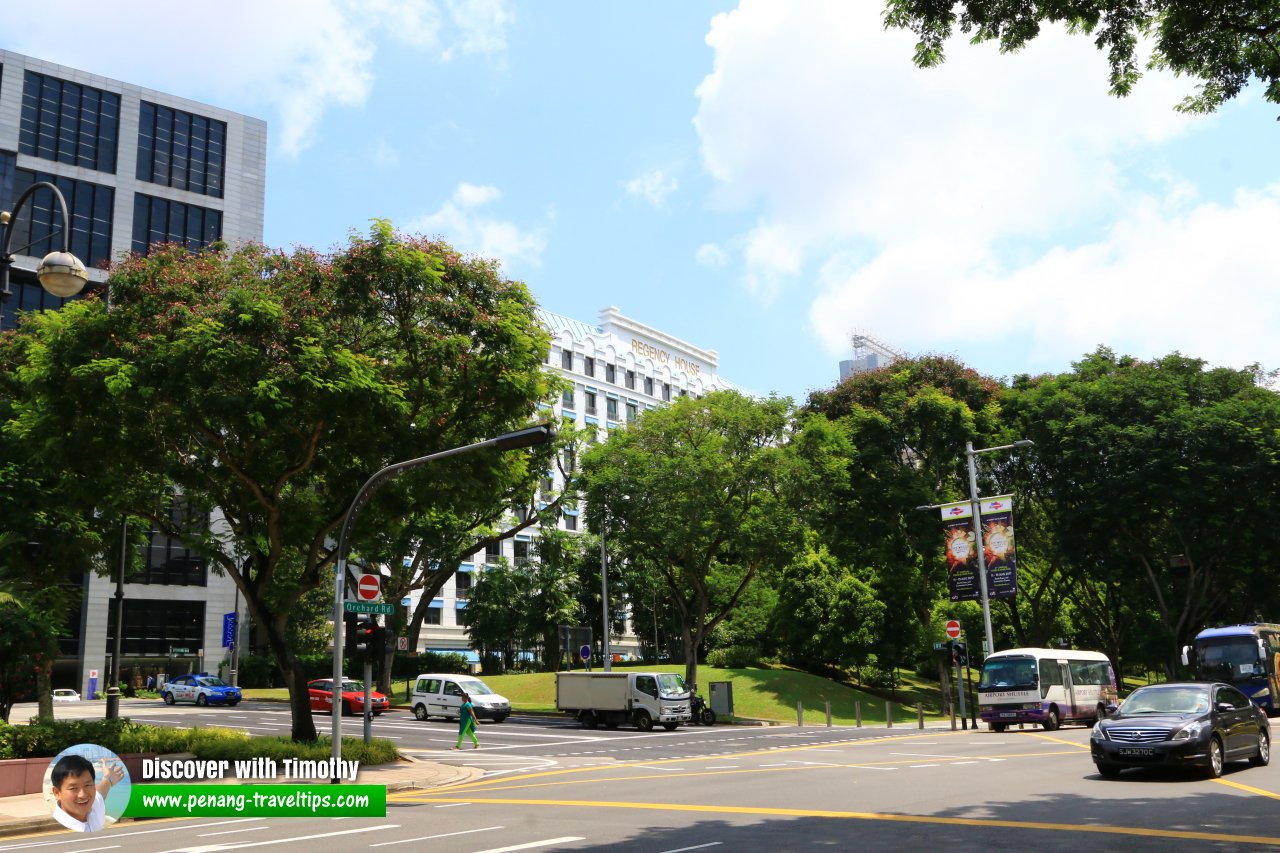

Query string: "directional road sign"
[[344, 601, 394, 615]]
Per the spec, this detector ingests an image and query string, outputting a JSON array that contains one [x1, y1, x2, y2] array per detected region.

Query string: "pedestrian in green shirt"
[[454, 691, 479, 749]]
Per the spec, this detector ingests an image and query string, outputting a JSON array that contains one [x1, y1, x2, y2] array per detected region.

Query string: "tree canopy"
[[2, 223, 557, 740], [883, 1, 1280, 115]]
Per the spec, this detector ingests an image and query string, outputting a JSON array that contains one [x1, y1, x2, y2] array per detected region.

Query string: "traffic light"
[[955, 641, 968, 667], [343, 613, 359, 657], [352, 616, 377, 657], [371, 625, 388, 656]]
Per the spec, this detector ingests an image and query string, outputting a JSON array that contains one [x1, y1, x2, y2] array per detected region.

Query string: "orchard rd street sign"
[[344, 601, 394, 615]]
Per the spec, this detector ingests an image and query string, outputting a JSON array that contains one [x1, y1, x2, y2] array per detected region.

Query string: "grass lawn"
[[305, 665, 956, 726]]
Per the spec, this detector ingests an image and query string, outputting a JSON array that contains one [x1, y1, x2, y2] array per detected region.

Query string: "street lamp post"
[[0, 182, 90, 330], [965, 440, 1034, 658], [328, 424, 554, 780], [916, 438, 1033, 661], [600, 516, 611, 672]]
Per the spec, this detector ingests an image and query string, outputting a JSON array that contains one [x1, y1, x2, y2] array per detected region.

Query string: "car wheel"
[[1207, 735, 1225, 778], [1096, 763, 1122, 779], [1250, 731, 1271, 767], [413, 704, 429, 721], [196, 694, 208, 707], [226, 699, 239, 707], [343, 702, 354, 717], [493, 715, 507, 723], [162, 692, 175, 705], [662, 722, 679, 731], [635, 710, 654, 732], [1042, 707, 1059, 731], [990, 723, 1006, 733]]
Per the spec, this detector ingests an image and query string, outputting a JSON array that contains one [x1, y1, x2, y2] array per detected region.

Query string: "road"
[[9, 701, 1280, 851]]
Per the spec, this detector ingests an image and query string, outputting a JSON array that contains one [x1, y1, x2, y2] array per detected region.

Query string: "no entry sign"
[[357, 574, 381, 601], [945, 619, 962, 639]]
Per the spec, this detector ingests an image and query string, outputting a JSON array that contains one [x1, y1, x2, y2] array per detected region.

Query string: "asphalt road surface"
[[10, 700, 1280, 851]]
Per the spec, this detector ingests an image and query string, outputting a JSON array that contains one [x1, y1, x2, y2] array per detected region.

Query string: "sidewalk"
[[0, 755, 482, 840]]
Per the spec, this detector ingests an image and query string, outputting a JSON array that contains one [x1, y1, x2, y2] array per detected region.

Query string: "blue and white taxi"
[[161, 674, 242, 707]]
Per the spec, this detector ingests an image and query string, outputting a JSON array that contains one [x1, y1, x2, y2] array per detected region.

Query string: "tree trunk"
[[682, 628, 699, 691], [35, 662, 54, 721], [261, 614, 318, 742]]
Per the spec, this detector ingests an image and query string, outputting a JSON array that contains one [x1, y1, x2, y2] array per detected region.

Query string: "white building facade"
[[412, 306, 738, 661]]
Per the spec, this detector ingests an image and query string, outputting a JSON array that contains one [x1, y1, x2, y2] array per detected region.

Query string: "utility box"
[[709, 681, 734, 717]]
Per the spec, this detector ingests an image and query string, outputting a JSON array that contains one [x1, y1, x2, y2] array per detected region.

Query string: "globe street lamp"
[[0, 181, 90, 330]]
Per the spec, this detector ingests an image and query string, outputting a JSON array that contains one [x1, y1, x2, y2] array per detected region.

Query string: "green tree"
[[2, 224, 556, 740], [804, 356, 1008, 665], [1004, 348, 1280, 673], [883, 1, 1280, 115], [773, 540, 885, 671], [582, 390, 811, 689], [0, 601, 59, 722]]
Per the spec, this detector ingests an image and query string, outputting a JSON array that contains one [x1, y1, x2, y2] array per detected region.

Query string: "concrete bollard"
[[918, 705, 925, 729], [856, 701, 862, 727], [826, 701, 832, 727], [887, 701, 893, 728], [797, 701, 804, 726]]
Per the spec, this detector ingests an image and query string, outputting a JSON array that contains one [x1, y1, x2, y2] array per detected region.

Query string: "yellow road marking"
[[384, 796, 1280, 846], [433, 728, 1078, 793], [415, 750, 1086, 796], [1214, 777, 1280, 800]]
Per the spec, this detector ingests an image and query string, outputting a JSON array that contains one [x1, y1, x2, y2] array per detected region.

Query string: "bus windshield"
[[979, 657, 1038, 691], [1196, 638, 1264, 682]]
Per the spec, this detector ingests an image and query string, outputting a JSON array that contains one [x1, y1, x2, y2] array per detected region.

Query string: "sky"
[[7, 2, 1280, 401]]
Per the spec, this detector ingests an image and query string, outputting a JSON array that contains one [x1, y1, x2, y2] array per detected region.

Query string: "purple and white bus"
[[978, 648, 1118, 732]]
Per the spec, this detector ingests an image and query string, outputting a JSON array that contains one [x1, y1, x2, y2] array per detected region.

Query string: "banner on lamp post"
[[980, 495, 1017, 599], [939, 500, 978, 602]]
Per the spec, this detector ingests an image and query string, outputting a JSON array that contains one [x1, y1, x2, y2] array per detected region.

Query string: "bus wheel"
[[990, 722, 1006, 733], [1042, 707, 1060, 731]]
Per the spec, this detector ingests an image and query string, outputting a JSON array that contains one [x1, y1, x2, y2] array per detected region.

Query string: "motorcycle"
[[690, 689, 716, 726]]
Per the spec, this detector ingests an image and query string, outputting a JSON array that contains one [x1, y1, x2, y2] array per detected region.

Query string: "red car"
[[307, 678, 389, 716]]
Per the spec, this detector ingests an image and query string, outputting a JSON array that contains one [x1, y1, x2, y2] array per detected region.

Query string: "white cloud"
[[407, 184, 547, 269], [695, 243, 729, 267], [2, 0, 514, 157], [693, 1, 1280, 373], [625, 170, 679, 207], [808, 185, 1280, 374]]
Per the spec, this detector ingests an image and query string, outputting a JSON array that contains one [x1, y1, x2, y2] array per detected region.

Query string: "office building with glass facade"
[[0, 50, 266, 695]]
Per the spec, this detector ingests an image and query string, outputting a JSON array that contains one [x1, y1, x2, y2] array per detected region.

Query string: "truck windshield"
[[1197, 638, 1263, 681], [656, 674, 688, 697], [979, 657, 1038, 691]]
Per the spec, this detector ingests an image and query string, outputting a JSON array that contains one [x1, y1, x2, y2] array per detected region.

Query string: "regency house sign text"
[[631, 338, 701, 377]]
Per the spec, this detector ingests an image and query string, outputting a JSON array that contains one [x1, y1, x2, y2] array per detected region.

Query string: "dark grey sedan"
[[1091, 682, 1269, 778]]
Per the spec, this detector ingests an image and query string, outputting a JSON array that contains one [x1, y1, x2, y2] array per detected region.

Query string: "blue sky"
[[8, 2, 1280, 400]]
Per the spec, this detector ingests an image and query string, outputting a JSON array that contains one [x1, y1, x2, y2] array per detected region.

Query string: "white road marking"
[[368, 826, 504, 846], [473, 839, 585, 853], [161, 824, 400, 853], [197, 829, 271, 838], [660, 844, 724, 853]]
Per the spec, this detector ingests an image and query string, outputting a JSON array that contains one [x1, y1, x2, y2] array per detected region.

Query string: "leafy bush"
[[706, 644, 764, 669], [390, 651, 469, 678], [0, 717, 398, 765]]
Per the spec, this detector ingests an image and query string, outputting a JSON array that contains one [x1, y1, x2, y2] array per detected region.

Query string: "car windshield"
[[1197, 638, 1263, 681], [197, 677, 227, 687], [1121, 687, 1210, 715], [458, 679, 494, 696], [341, 681, 368, 693], [979, 657, 1038, 690], [657, 673, 688, 697]]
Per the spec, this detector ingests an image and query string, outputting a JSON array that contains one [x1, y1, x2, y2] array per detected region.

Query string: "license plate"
[[1118, 747, 1155, 758], [999, 712, 1019, 718]]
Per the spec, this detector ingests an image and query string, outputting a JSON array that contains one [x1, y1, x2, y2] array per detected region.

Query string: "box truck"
[[556, 671, 692, 731]]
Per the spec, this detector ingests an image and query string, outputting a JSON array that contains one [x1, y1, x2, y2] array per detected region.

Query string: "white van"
[[411, 673, 511, 723]]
